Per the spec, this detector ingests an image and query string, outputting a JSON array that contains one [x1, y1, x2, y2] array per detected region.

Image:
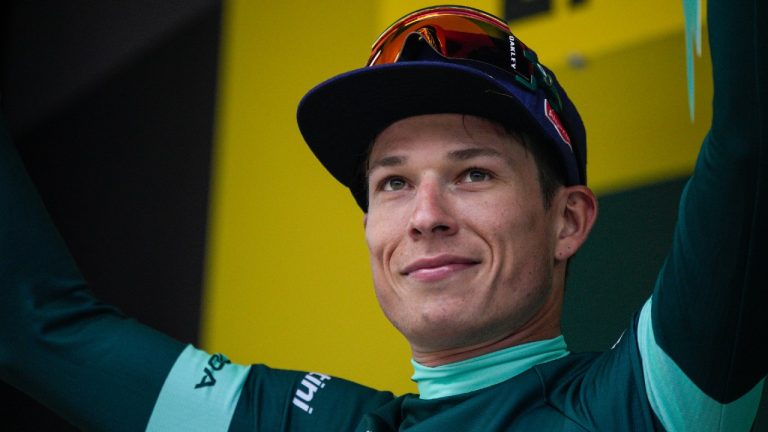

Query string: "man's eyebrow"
[[448, 147, 504, 160], [368, 148, 506, 174], [368, 155, 406, 173]]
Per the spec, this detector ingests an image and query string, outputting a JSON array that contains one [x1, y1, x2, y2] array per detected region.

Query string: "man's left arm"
[[635, 0, 767, 430]]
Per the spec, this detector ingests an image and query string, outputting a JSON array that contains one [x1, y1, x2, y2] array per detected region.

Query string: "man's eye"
[[382, 177, 407, 191], [462, 169, 491, 183]]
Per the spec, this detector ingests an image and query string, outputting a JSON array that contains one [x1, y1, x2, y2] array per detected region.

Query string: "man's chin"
[[404, 320, 492, 355]]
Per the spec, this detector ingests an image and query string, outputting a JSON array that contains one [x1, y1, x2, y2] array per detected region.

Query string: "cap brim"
[[297, 60, 579, 210]]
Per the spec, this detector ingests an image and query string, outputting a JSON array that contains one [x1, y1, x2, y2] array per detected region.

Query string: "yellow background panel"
[[203, 0, 712, 396], [204, 0, 415, 394], [559, 31, 712, 194]]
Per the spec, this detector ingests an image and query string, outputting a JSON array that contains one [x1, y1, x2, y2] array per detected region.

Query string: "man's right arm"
[[0, 118, 395, 431], [0, 117, 211, 430]]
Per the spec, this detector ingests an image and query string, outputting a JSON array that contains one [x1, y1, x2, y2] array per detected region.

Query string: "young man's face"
[[364, 114, 564, 356]]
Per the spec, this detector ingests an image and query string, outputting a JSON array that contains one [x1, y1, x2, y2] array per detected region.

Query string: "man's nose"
[[408, 179, 458, 240]]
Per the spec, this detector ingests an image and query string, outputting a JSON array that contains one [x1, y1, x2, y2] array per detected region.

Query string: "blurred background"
[[1, 0, 765, 429]]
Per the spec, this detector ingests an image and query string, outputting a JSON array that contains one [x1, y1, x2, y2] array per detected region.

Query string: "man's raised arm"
[[0, 117, 187, 430], [637, 0, 767, 429]]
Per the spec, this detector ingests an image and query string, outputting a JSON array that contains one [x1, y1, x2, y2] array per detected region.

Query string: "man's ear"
[[553, 185, 598, 262], [363, 213, 368, 228]]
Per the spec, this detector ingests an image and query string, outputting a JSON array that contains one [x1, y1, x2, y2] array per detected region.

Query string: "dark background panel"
[[1, 0, 217, 136], [563, 179, 685, 351], [0, 1, 221, 429], [504, 0, 584, 22], [505, 0, 551, 21]]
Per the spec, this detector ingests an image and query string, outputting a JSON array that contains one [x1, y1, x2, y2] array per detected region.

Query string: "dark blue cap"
[[297, 39, 586, 211]]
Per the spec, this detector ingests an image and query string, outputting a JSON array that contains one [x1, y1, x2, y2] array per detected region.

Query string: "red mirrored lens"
[[366, 7, 535, 86]]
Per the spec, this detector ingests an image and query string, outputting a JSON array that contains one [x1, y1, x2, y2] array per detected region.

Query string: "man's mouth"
[[402, 255, 480, 282]]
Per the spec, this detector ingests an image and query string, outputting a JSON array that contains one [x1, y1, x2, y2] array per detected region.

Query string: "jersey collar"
[[411, 336, 569, 399]]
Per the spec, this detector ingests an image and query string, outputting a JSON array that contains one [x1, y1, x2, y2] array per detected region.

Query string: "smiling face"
[[364, 114, 569, 359]]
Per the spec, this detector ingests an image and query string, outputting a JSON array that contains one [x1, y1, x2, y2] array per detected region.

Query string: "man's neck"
[[412, 323, 561, 367]]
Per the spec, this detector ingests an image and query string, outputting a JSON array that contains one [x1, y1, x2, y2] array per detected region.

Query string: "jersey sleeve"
[[636, 0, 768, 430], [0, 116, 190, 430], [144, 346, 395, 431]]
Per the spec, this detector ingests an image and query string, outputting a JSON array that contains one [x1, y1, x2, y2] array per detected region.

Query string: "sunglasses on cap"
[[367, 5, 564, 112]]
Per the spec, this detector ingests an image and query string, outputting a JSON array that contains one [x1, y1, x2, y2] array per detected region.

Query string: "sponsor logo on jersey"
[[544, 99, 572, 149], [292, 372, 332, 415], [194, 353, 231, 389]]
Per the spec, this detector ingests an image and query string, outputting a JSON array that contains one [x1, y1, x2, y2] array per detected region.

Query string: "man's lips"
[[401, 255, 480, 282]]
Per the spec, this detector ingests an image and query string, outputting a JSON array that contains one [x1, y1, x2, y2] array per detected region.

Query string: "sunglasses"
[[366, 5, 563, 112]]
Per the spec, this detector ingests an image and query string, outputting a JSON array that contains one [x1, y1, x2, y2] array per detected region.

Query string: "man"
[[0, 2, 765, 432]]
